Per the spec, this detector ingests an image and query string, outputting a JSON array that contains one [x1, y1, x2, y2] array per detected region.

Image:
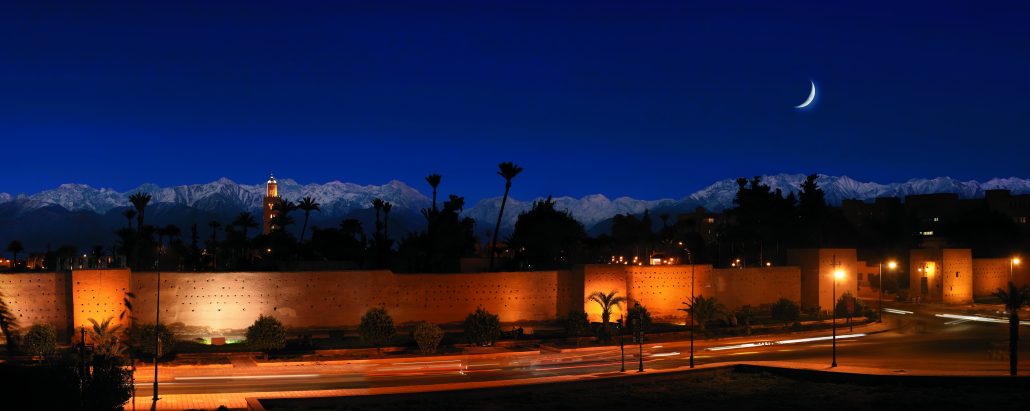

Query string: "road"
[[133, 302, 1027, 398]]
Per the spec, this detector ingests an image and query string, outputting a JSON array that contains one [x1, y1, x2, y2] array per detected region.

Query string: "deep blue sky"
[[2, 1, 1028, 202]]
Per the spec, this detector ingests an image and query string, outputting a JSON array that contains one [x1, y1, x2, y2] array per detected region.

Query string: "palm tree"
[[297, 196, 321, 244], [681, 295, 726, 332], [425, 174, 442, 211], [122, 209, 137, 230], [0, 289, 18, 353], [87, 317, 125, 357], [208, 220, 221, 244], [382, 202, 393, 237], [6, 240, 23, 268], [586, 290, 627, 330], [128, 192, 152, 234], [159, 225, 181, 245], [371, 198, 385, 237], [490, 161, 523, 270], [270, 197, 297, 232], [994, 282, 1030, 376], [233, 212, 258, 239]]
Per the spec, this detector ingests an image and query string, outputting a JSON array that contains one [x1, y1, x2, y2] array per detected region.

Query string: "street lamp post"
[[637, 308, 644, 373], [619, 315, 625, 373], [831, 256, 843, 368], [152, 243, 163, 404], [684, 247, 695, 368], [878, 260, 897, 323]]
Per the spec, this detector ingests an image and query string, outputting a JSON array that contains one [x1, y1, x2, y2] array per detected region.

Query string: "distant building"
[[262, 174, 282, 234], [675, 206, 723, 243], [984, 189, 1030, 229]]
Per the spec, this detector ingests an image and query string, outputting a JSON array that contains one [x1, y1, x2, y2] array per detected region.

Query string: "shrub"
[[129, 323, 175, 359], [21, 324, 57, 359], [359, 307, 396, 355], [246, 315, 287, 359], [83, 355, 133, 410], [413, 321, 444, 354], [627, 303, 652, 336], [464, 307, 500, 347], [563, 310, 590, 337], [771, 298, 801, 327]]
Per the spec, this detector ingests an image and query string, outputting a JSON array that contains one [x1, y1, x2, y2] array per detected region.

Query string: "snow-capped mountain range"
[[2, 178, 431, 217], [2, 174, 1030, 243]]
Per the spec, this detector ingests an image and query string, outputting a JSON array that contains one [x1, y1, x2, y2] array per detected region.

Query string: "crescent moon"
[[795, 80, 816, 109]]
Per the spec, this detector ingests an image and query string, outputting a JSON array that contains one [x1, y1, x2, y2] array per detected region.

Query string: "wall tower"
[[262, 174, 282, 234]]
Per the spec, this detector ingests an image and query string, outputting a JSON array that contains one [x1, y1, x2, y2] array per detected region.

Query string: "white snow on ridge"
[[3, 174, 1029, 230]]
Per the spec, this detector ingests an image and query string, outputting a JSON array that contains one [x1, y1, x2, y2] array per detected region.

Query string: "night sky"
[[2, 1, 1028, 202]]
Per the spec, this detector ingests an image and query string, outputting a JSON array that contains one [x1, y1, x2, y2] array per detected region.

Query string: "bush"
[[563, 310, 590, 337], [464, 307, 500, 347], [84, 354, 133, 410], [628, 303, 652, 336], [359, 307, 396, 354], [21, 324, 57, 358], [246, 315, 287, 359], [129, 323, 175, 359], [835, 292, 865, 327], [771, 298, 800, 327], [413, 321, 444, 354]]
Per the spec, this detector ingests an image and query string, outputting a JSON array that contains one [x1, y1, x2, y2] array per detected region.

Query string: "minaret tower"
[[263, 174, 282, 234]]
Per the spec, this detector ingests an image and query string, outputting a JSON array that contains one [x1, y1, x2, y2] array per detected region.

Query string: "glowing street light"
[[879, 260, 897, 323], [831, 256, 844, 368], [1011, 257, 1021, 281]]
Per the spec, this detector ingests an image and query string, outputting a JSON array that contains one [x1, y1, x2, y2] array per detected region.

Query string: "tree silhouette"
[[508, 196, 586, 269], [371, 198, 385, 237], [681, 295, 725, 332], [396, 195, 476, 273], [586, 290, 626, 331], [383, 201, 393, 237], [0, 288, 18, 353], [271, 197, 297, 231], [6, 240, 23, 269], [127, 192, 151, 234], [490, 161, 523, 270], [234, 212, 258, 239], [122, 209, 136, 230], [208, 220, 221, 245], [994, 282, 1030, 376], [297, 196, 321, 244]]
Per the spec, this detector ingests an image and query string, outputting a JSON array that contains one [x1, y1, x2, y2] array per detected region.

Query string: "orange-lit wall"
[[941, 249, 973, 304], [129, 270, 573, 335], [0, 272, 70, 340], [972, 258, 1029, 298], [581, 264, 800, 322], [787, 249, 859, 312], [71, 269, 133, 342]]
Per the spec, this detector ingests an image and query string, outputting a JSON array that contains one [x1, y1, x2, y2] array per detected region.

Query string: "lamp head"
[[834, 269, 845, 280], [1013, 257, 1021, 266], [887, 261, 898, 270]]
